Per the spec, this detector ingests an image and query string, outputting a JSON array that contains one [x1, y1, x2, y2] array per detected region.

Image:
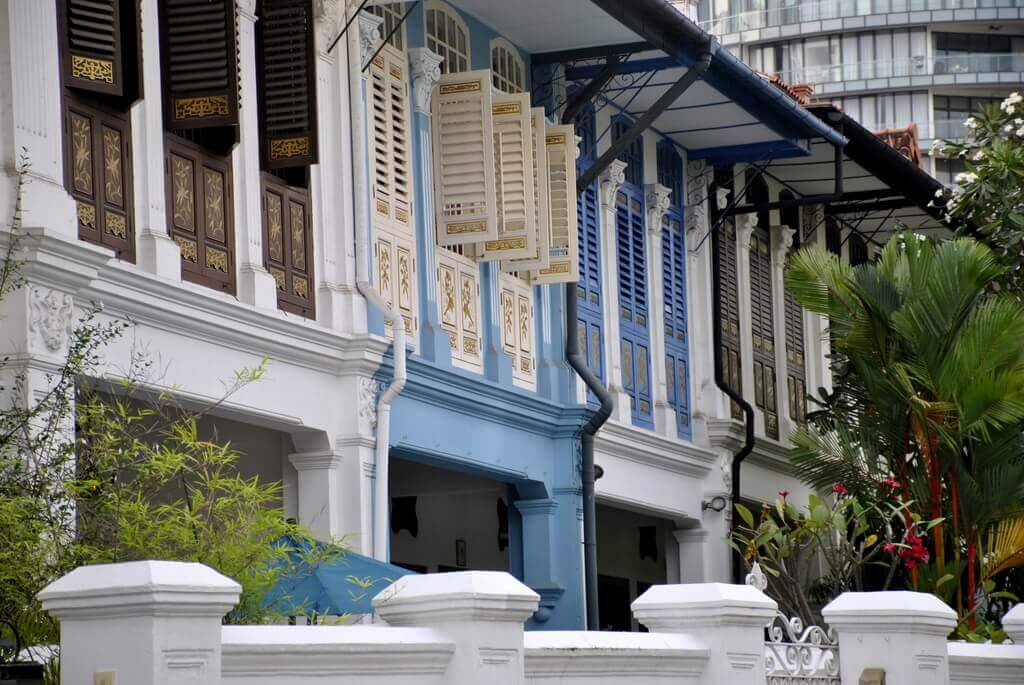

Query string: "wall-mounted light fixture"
[[701, 495, 728, 513]]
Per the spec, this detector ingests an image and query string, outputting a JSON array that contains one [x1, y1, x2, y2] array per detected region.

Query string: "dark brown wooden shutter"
[[750, 226, 779, 439], [256, 0, 318, 169], [159, 0, 239, 130], [165, 135, 236, 293], [261, 174, 315, 317], [718, 221, 744, 421], [60, 0, 125, 96], [64, 96, 135, 261]]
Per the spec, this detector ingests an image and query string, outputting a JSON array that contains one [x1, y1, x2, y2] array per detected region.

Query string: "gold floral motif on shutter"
[[203, 169, 225, 241], [102, 128, 123, 207], [265, 192, 283, 262], [171, 156, 195, 232], [71, 115, 93, 195], [290, 203, 305, 271]]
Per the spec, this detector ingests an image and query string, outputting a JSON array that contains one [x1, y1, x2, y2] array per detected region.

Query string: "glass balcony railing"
[[700, 0, 1017, 36], [771, 52, 1024, 88]]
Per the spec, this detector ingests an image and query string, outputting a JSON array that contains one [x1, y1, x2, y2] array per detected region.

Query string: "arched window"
[[425, 1, 470, 74], [490, 37, 524, 93], [367, 2, 407, 51]]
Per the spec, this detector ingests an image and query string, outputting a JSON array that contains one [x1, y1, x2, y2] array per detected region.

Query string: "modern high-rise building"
[[697, 1, 1024, 184]]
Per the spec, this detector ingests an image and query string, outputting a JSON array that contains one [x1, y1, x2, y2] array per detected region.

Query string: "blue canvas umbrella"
[[263, 535, 415, 616]]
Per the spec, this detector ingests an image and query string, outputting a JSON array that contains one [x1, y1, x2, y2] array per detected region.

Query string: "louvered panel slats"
[[616, 183, 652, 428], [532, 124, 579, 285], [62, 0, 125, 95], [256, 0, 317, 167], [716, 217, 744, 420], [432, 70, 497, 245], [481, 92, 535, 261], [502, 108, 550, 273], [750, 226, 779, 439], [662, 205, 690, 437], [160, 0, 238, 129], [369, 44, 413, 234]]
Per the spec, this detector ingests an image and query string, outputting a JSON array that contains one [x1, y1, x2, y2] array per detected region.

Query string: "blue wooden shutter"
[[657, 142, 690, 438], [616, 185, 652, 428], [574, 101, 604, 391]]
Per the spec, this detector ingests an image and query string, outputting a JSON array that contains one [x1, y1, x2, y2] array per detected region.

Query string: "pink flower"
[[883, 542, 897, 554], [831, 483, 849, 496], [778, 490, 789, 499], [882, 477, 902, 491], [898, 534, 930, 569]]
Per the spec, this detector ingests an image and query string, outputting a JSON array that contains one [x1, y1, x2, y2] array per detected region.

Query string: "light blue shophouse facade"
[[361, 0, 846, 630]]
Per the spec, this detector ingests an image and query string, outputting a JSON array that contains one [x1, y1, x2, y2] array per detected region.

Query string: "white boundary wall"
[[37, 561, 1024, 685]]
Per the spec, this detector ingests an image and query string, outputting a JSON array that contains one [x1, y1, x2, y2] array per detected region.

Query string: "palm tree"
[[784, 234, 1024, 620]]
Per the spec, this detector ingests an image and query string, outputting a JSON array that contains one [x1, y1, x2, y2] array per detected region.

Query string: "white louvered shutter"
[[480, 92, 536, 261], [369, 42, 417, 342], [502, 107, 551, 273], [432, 70, 498, 246], [532, 124, 580, 285]]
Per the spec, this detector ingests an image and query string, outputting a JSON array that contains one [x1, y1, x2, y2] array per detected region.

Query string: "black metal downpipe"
[[709, 198, 756, 584], [564, 288, 613, 631]]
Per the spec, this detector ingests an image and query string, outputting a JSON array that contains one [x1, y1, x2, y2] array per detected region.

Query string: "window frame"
[[490, 37, 525, 94], [424, 0, 471, 75]]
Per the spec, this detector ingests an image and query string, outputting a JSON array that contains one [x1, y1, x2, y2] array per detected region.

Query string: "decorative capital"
[[357, 12, 384, 67], [237, 0, 257, 20], [715, 186, 730, 212], [645, 183, 672, 233], [409, 47, 445, 115], [314, 0, 345, 52], [599, 159, 628, 207], [770, 225, 795, 263], [29, 287, 73, 353], [735, 213, 757, 251]]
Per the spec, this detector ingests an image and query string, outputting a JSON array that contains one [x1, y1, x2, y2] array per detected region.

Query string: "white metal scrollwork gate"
[[746, 564, 841, 684]]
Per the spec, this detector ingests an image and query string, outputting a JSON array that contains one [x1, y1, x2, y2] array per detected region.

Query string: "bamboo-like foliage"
[[785, 234, 1024, 620]]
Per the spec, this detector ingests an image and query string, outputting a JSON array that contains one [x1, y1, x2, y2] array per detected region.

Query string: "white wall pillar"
[[734, 213, 757, 426], [312, 0, 364, 332], [645, 182, 674, 437], [289, 449, 345, 541], [770, 226, 794, 441], [0, 0, 76, 235], [598, 159, 631, 422], [823, 591, 956, 685], [632, 583, 776, 685], [233, 0, 279, 310], [375, 571, 539, 685], [684, 159, 720, 441], [133, 0, 182, 278], [39, 561, 240, 685]]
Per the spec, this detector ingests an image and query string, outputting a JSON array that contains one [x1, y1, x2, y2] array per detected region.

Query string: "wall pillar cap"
[[997, 602, 1024, 642], [822, 591, 957, 635], [39, 560, 240, 620], [289, 450, 344, 471], [632, 583, 776, 631], [374, 571, 539, 625]]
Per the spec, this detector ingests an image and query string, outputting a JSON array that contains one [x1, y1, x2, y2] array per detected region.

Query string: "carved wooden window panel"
[[261, 174, 314, 317], [436, 248, 482, 372], [717, 220, 744, 421], [63, 96, 135, 262], [375, 231, 418, 340], [59, 0, 142, 100], [750, 226, 779, 439], [500, 273, 535, 389], [165, 135, 235, 293]]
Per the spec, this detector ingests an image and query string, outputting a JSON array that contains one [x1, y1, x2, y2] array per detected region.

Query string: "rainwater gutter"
[[344, 17, 407, 562]]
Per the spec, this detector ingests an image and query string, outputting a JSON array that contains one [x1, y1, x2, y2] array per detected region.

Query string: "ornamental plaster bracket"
[[313, 0, 345, 53], [357, 12, 384, 66], [685, 159, 711, 249], [29, 287, 73, 354], [357, 376, 382, 430], [409, 48, 445, 115], [599, 159, 628, 207], [644, 183, 672, 234], [735, 212, 756, 251], [772, 226, 796, 264]]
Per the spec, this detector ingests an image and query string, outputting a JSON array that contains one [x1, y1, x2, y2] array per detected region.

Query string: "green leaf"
[[811, 504, 830, 523], [735, 502, 755, 528], [935, 573, 955, 589]]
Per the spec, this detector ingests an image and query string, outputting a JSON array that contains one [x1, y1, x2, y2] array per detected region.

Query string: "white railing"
[[700, 0, 1017, 36], [32, 560, 1024, 685], [769, 52, 1024, 88]]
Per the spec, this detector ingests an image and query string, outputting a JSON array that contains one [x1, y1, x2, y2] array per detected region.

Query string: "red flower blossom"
[[898, 533, 930, 569], [882, 477, 902, 491], [883, 542, 897, 554], [831, 483, 849, 496], [778, 490, 789, 499]]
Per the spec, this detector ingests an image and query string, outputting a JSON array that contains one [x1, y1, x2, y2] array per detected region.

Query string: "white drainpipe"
[[345, 16, 406, 562]]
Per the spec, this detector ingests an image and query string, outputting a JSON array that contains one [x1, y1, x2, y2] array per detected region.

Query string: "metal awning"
[[443, 0, 846, 164], [759, 104, 951, 243]]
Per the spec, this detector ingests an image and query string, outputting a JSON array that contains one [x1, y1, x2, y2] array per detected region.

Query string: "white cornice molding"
[[595, 420, 717, 480]]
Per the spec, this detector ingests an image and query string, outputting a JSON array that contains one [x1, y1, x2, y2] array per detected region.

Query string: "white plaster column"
[[684, 159, 720, 441], [375, 572, 539, 685], [673, 528, 707, 583], [770, 226, 795, 441], [734, 212, 758, 424], [40, 561, 240, 685], [644, 182, 674, 437], [0, 0, 76, 234], [134, 0, 182, 279], [598, 159, 631, 422], [823, 592, 957, 685], [233, 0, 279, 310], [633, 583, 777, 685], [288, 449, 346, 541], [312, 0, 365, 333], [803, 204, 832, 399]]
